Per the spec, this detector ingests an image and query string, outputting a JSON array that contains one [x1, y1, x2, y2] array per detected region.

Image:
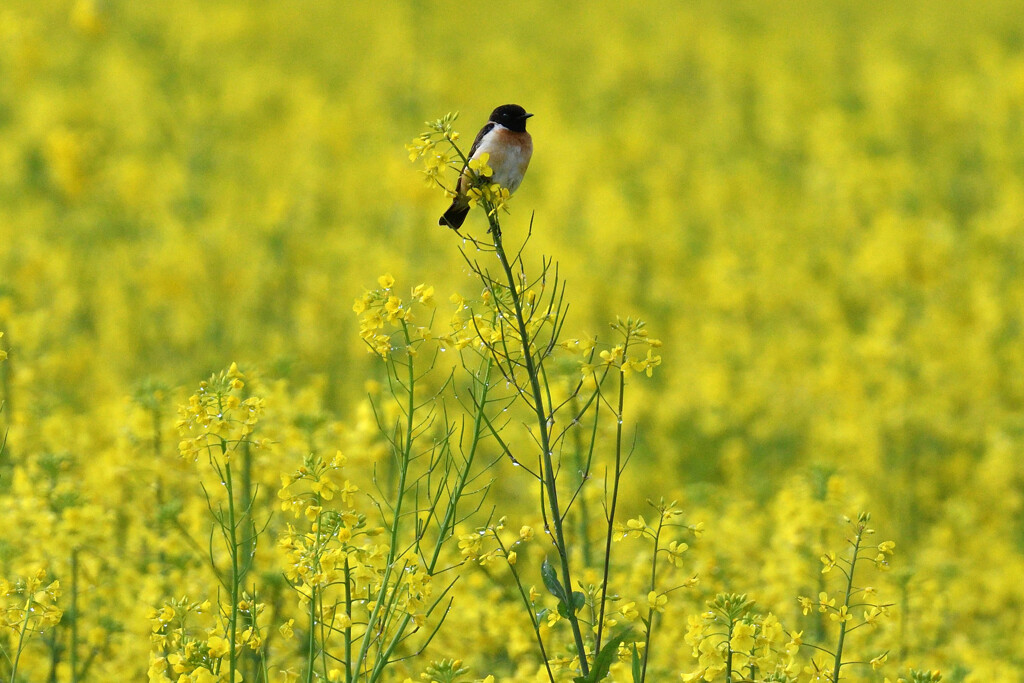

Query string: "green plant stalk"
[[249, 584, 271, 683], [8, 596, 33, 683], [496, 535, 557, 683], [222, 452, 240, 683], [725, 618, 734, 683], [355, 325, 417, 683], [240, 438, 254, 585], [318, 593, 332, 682], [306, 493, 327, 683], [594, 354, 629, 654], [344, 557, 354, 683], [639, 515, 664, 683], [318, 508, 332, 681], [428, 353, 492, 570], [364, 569, 415, 683], [305, 585, 318, 683], [370, 355, 495, 682], [487, 208, 591, 677], [567, 394, 593, 568], [832, 527, 863, 681]]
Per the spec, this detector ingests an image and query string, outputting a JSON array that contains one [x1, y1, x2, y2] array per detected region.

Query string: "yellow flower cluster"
[[0, 569, 62, 635], [457, 517, 534, 569], [148, 595, 265, 683], [353, 275, 435, 357], [569, 317, 663, 379], [680, 594, 801, 682], [277, 452, 370, 595], [462, 153, 514, 218], [176, 363, 265, 464]]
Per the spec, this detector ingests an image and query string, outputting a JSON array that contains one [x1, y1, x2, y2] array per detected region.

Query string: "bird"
[[439, 104, 533, 230]]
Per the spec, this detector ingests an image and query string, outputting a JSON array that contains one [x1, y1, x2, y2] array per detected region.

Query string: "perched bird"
[[439, 104, 533, 229]]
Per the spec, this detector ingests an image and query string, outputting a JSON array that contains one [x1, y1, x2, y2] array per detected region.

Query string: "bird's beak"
[[522, 112, 534, 119]]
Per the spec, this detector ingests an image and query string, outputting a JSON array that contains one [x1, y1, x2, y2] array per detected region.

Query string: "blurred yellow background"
[[1, 0, 1023, 680]]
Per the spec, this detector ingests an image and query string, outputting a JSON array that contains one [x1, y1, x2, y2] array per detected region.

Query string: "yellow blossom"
[[279, 619, 295, 640], [207, 634, 230, 658], [468, 152, 493, 178], [730, 621, 756, 652], [647, 591, 668, 613]]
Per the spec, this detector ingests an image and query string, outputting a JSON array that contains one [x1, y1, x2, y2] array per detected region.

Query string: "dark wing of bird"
[[455, 121, 496, 195], [467, 122, 495, 159]]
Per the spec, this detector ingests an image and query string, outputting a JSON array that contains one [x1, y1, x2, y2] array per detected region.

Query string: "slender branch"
[[595, 341, 629, 653], [832, 522, 865, 681], [223, 454, 240, 683], [639, 514, 664, 683], [486, 208, 591, 677]]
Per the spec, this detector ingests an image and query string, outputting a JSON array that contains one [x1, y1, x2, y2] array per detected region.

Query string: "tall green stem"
[[428, 354, 491, 570], [725, 619, 734, 683], [344, 557, 354, 683], [832, 528, 863, 681], [369, 355, 493, 682], [223, 457, 240, 683], [305, 587, 317, 683], [357, 325, 417, 683], [639, 516, 663, 683], [568, 394, 593, 568], [488, 212, 590, 677], [595, 358, 628, 653], [9, 597, 32, 683], [497, 536, 557, 683]]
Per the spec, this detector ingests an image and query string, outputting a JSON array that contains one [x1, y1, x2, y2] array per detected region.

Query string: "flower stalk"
[[485, 208, 592, 677]]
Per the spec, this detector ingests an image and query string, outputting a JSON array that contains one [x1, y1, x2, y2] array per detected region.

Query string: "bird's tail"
[[439, 199, 470, 229]]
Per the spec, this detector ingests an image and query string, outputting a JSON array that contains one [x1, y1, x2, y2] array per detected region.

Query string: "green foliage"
[[574, 630, 633, 683]]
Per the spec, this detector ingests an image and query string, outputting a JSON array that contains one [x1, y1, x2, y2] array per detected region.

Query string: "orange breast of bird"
[[476, 128, 533, 193]]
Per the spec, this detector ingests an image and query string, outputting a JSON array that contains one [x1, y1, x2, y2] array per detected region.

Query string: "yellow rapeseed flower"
[[730, 621, 756, 652], [207, 634, 230, 658], [647, 590, 668, 613]]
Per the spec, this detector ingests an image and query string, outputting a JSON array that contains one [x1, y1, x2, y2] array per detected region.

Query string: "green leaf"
[[541, 557, 567, 604], [631, 643, 642, 683], [573, 629, 634, 683], [556, 588, 585, 617]]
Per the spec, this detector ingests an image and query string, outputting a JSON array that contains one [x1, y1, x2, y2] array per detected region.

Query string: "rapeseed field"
[[1, 1, 1022, 681]]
